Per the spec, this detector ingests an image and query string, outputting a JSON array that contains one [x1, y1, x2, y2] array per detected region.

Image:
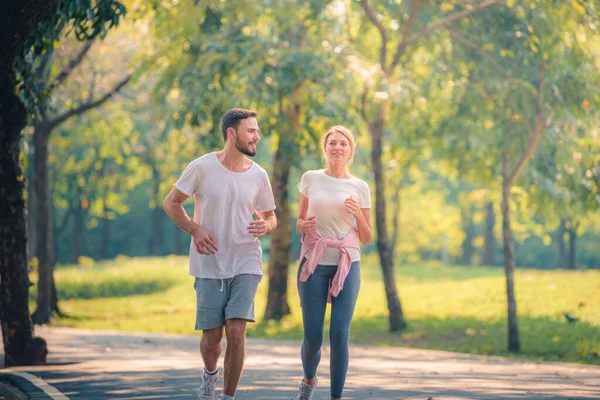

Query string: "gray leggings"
[[298, 259, 360, 399]]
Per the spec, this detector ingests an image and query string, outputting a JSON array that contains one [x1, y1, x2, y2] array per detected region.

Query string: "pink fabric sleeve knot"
[[298, 230, 360, 304]]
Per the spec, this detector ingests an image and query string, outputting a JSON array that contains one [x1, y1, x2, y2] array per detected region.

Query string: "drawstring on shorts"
[[219, 278, 233, 292]]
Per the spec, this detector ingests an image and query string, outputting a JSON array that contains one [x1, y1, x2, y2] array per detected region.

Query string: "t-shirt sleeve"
[[299, 171, 310, 196], [174, 161, 200, 196], [256, 171, 276, 212], [359, 180, 371, 208]]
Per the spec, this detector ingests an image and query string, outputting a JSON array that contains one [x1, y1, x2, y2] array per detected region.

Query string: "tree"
[[349, 0, 499, 331], [27, 35, 132, 324], [256, 1, 347, 320], [529, 114, 600, 270], [441, 0, 598, 351], [0, 0, 54, 368], [0, 0, 125, 364]]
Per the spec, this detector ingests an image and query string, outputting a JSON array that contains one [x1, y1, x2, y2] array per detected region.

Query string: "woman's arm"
[[354, 208, 372, 244], [344, 196, 372, 244], [296, 193, 316, 234]]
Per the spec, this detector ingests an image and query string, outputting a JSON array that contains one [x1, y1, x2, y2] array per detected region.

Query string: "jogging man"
[[163, 108, 277, 400]]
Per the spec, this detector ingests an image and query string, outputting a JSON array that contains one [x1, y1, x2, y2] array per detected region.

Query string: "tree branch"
[[47, 73, 133, 130], [360, 0, 388, 70], [47, 39, 95, 95], [389, 0, 420, 73], [36, 50, 54, 82], [507, 60, 545, 187], [25, 78, 48, 121], [573, 0, 597, 19], [514, 90, 534, 134], [344, 4, 356, 44], [399, 0, 499, 58], [291, 79, 306, 95], [446, 28, 505, 75], [359, 86, 373, 129], [36, 20, 66, 80], [475, 82, 502, 110], [277, 92, 285, 117]]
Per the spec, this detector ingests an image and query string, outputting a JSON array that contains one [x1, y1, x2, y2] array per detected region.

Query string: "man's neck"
[[217, 146, 252, 173]]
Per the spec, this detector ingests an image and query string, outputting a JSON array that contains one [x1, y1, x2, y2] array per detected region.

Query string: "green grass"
[[31, 254, 600, 365]]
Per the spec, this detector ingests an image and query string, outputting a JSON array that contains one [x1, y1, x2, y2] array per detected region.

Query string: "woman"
[[295, 125, 372, 400]]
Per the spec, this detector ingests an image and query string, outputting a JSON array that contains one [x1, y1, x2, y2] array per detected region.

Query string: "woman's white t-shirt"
[[299, 169, 371, 265]]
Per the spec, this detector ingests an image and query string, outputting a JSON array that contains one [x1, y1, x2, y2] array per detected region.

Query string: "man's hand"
[[192, 227, 218, 255], [248, 211, 270, 237]]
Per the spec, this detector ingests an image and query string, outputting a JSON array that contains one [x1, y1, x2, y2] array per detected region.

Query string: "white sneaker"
[[197, 370, 219, 400], [296, 378, 317, 400]]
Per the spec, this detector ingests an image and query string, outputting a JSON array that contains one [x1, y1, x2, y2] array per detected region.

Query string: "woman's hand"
[[344, 196, 361, 217], [301, 216, 317, 235]]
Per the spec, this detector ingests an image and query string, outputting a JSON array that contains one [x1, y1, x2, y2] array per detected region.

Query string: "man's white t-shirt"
[[299, 169, 371, 265], [175, 152, 276, 279]]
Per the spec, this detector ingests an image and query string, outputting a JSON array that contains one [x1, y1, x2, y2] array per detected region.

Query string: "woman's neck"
[[325, 164, 350, 179]]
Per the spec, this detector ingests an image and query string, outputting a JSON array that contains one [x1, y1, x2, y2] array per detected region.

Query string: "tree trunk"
[[567, 222, 577, 270], [101, 196, 110, 260], [554, 217, 567, 269], [27, 158, 36, 263], [151, 207, 163, 256], [391, 183, 401, 262], [0, 0, 53, 364], [101, 217, 111, 260], [263, 107, 297, 321], [71, 197, 84, 264], [49, 200, 60, 315], [441, 234, 450, 266], [371, 106, 406, 331], [461, 203, 475, 265], [502, 151, 520, 352], [483, 201, 495, 266], [150, 165, 162, 256], [499, 61, 545, 353], [50, 273, 59, 317], [31, 122, 53, 324]]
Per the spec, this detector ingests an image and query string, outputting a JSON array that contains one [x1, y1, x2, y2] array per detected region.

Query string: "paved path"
[[1, 326, 599, 399]]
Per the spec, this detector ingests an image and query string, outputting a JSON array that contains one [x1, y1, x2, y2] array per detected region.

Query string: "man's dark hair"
[[221, 108, 258, 141]]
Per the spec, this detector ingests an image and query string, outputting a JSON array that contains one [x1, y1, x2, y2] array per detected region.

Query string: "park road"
[[1, 326, 599, 399]]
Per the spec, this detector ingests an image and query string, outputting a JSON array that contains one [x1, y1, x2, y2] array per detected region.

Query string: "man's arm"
[[163, 188, 197, 234], [248, 210, 277, 237], [163, 187, 217, 254], [259, 210, 277, 234]]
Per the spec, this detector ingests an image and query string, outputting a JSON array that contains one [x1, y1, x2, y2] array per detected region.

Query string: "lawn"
[[30, 254, 600, 365]]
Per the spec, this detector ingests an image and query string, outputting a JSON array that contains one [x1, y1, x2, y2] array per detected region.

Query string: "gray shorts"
[[194, 274, 261, 330]]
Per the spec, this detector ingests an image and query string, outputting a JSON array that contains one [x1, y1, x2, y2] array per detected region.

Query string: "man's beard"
[[235, 136, 256, 157]]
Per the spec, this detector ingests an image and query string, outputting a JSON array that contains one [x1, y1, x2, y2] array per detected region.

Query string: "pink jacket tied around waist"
[[298, 230, 360, 303]]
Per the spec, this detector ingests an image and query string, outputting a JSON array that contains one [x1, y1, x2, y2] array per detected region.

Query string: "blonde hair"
[[321, 125, 356, 166]]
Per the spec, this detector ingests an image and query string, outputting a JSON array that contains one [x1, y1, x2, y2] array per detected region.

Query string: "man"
[[163, 108, 277, 400]]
